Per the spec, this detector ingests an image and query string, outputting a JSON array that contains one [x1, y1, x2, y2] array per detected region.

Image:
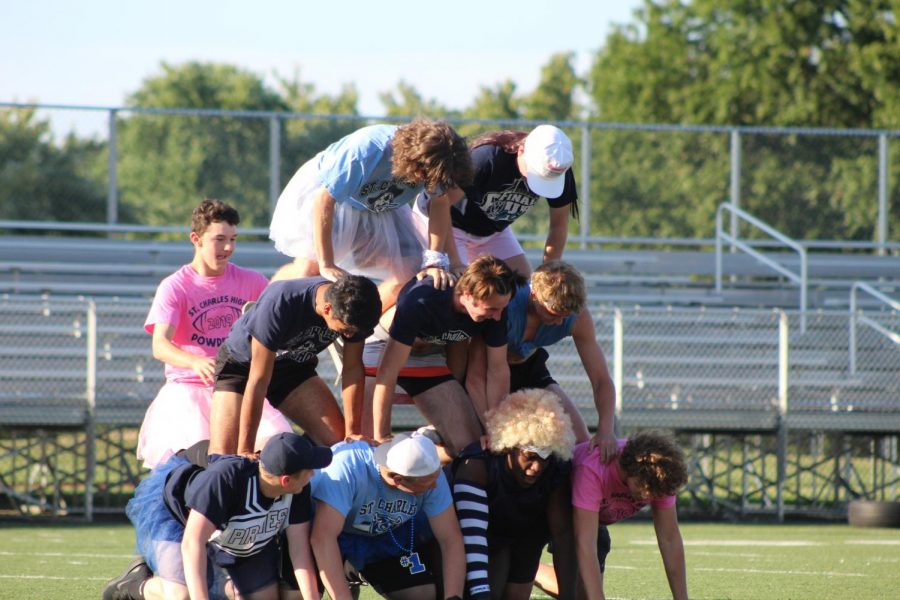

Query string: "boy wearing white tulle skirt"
[[269, 118, 473, 309]]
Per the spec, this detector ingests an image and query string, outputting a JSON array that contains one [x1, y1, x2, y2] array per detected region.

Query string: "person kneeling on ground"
[[102, 433, 332, 600], [535, 430, 689, 600], [448, 388, 579, 600], [310, 433, 466, 600]]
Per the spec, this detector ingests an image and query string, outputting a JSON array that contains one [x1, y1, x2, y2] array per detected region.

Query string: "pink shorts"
[[410, 194, 524, 264], [451, 227, 524, 263]]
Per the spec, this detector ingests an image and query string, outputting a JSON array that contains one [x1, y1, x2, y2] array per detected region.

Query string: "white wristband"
[[421, 250, 450, 270]]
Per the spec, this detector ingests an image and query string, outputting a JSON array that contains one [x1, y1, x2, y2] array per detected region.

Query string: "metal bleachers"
[[0, 296, 162, 427], [2, 232, 897, 308], [1, 227, 897, 520]]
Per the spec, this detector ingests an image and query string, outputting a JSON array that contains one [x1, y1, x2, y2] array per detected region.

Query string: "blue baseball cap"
[[259, 432, 332, 475]]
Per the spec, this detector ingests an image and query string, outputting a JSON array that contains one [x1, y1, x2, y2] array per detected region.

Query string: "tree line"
[[2, 0, 898, 242]]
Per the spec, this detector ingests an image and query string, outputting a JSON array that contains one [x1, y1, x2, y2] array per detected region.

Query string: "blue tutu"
[[338, 511, 433, 570], [126, 455, 191, 574]]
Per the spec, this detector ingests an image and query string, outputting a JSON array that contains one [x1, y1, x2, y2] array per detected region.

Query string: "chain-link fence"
[[2, 102, 898, 252], [3, 293, 895, 518]]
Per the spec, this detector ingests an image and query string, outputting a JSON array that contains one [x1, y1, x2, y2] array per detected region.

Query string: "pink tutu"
[[136, 382, 293, 469]]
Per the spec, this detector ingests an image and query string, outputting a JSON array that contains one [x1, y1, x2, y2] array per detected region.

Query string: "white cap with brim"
[[373, 433, 441, 477], [523, 124, 574, 199]]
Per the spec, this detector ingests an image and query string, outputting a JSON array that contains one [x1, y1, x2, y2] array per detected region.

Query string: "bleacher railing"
[[716, 202, 808, 331], [849, 281, 900, 374]]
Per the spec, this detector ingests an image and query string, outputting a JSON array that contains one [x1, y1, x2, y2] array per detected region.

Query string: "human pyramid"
[[104, 120, 690, 600]]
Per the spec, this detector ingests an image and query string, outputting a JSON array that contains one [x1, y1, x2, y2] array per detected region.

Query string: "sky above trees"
[[3, 1, 897, 241], [2, 0, 641, 122]]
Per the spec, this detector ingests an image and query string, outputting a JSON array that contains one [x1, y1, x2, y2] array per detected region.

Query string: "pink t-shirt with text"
[[144, 263, 267, 385], [572, 440, 676, 525]]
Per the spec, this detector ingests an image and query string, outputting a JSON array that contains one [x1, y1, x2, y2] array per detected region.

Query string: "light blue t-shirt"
[[311, 441, 452, 537], [506, 282, 577, 360], [317, 125, 425, 213]]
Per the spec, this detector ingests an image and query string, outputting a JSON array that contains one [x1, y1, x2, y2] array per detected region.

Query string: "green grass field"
[[0, 520, 897, 599]]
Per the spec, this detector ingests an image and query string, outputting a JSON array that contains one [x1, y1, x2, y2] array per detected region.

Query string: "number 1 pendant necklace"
[[380, 476, 426, 574]]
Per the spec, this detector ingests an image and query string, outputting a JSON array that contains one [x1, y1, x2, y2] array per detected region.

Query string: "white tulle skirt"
[[136, 382, 293, 469], [269, 157, 425, 283]]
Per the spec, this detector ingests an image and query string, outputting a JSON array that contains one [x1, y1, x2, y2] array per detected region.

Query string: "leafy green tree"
[[277, 70, 361, 191], [0, 108, 109, 223], [378, 81, 456, 118], [586, 0, 900, 241], [521, 52, 581, 122], [116, 62, 289, 228], [463, 80, 520, 122]]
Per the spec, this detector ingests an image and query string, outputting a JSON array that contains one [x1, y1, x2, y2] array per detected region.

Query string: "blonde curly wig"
[[486, 388, 576, 460]]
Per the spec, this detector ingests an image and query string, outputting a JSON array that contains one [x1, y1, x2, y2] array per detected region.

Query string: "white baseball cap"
[[522, 125, 574, 199], [373, 432, 441, 477]]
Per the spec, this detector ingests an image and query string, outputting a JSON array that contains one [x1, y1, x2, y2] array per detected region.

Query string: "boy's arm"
[[372, 338, 413, 441], [484, 343, 510, 414], [151, 323, 216, 385], [286, 522, 321, 600], [310, 501, 354, 600], [312, 186, 350, 281], [543, 204, 570, 263], [429, 505, 467, 599], [574, 507, 605, 600], [571, 310, 618, 462], [340, 339, 366, 440], [421, 187, 466, 287], [462, 337, 489, 426], [181, 509, 217, 600], [652, 505, 688, 600], [237, 337, 276, 456]]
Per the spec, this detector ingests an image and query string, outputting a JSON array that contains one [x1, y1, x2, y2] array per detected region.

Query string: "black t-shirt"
[[448, 443, 571, 546], [225, 277, 367, 365], [388, 277, 507, 348], [451, 145, 577, 236]]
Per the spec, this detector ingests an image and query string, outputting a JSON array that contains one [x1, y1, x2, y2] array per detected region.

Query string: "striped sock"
[[453, 479, 491, 599]]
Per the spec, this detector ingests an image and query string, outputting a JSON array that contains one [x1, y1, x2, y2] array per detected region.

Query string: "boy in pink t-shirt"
[[137, 200, 292, 468], [572, 431, 689, 600]]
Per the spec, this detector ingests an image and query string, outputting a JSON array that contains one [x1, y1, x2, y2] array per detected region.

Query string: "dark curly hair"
[[324, 275, 381, 335], [391, 118, 473, 192], [191, 199, 240, 236], [618, 431, 687, 499]]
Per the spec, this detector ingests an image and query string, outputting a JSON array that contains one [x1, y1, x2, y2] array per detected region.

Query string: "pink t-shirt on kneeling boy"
[[572, 439, 676, 525]]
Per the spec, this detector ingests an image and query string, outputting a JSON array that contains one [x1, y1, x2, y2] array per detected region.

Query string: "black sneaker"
[[101, 556, 150, 600]]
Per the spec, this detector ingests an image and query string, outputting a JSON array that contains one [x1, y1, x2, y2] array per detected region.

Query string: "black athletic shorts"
[[213, 344, 318, 408], [397, 373, 457, 397], [509, 348, 557, 392], [494, 534, 547, 583], [357, 544, 438, 595]]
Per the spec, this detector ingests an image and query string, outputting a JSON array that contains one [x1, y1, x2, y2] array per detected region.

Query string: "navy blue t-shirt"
[[165, 456, 310, 560], [388, 277, 507, 348], [224, 277, 367, 365], [451, 145, 577, 237]]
